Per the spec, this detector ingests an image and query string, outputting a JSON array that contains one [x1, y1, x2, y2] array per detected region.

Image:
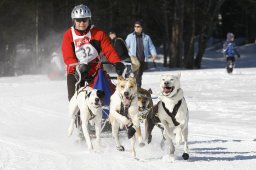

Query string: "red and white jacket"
[[62, 25, 121, 74]]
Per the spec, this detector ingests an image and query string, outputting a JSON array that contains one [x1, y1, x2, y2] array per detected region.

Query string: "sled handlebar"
[[98, 61, 132, 65], [95, 61, 132, 80], [74, 61, 131, 79]]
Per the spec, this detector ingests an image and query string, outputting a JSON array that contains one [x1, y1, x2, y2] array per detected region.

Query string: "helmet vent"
[[71, 4, 91, 19]]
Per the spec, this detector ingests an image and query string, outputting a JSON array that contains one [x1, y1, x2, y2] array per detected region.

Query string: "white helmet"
[[71, 4, 91, 19]]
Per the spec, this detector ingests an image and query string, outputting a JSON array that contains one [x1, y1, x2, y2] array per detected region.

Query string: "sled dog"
[[109, 75, 143, 158], [137, 88, 164, 144], [68, 86, 105, 150], [157, 73, 189, 160], [137, 88, 157, 143]]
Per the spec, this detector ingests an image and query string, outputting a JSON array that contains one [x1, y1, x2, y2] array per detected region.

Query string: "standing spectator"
[[109, 31, 130, 61], [109, 31, 132, 77], [125, 20, 157, 88]]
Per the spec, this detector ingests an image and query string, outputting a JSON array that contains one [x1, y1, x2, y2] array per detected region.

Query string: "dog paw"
[[139, 142, 145, 147], [78, 131, 85, 141], [74, 138, 85, 145], [169, 154, 175, 162], [132, 151, 136, 158], [88, 145, 93, 151], [147, 134, 152, 144], [162, 154, 175, 162], [182, 153, 189, 160], [116, 145, 125, 151]]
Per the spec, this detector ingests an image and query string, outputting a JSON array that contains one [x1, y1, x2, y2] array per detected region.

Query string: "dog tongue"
[[163, 87, 171, 93], [123, 98, 130, 106]]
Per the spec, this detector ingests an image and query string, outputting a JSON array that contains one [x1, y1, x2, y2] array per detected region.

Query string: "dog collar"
[[119, 95, 136, 119]]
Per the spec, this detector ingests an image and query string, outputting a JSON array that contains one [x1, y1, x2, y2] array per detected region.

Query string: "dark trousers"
[[136, 61, 147, 88], [226, 56, 235, 62], [67, 73, 93, 101], [67, 74, 82, 128], [67, 74, 77, 101]]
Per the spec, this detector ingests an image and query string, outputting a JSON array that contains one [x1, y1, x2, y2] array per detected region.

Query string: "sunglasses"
[[134, 25, 141, 28], [75, 18, 89, 23]]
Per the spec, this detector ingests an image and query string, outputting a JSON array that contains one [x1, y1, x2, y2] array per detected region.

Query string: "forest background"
[[0, 0, 256, 75]]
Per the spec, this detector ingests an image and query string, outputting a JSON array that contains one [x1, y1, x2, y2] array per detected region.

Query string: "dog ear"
[[128, 75, 136, 82], [97, 90, 105, 99], [148, 88, 152, 94], [117, 75, 125, 81], [87, 91, 92, 98]]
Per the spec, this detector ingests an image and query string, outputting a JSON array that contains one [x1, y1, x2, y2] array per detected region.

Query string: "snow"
[[1, 44, 256, 170]]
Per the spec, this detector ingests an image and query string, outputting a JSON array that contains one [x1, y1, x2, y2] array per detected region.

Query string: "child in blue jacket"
[[223, 32, 240, 62]]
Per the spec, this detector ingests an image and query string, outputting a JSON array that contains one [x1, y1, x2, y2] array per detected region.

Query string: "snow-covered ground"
[[0, 44, 256, 170]]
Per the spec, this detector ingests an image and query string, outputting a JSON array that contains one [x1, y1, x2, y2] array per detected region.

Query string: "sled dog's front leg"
[[68, 98, 79, 136], [94, 114, 102, 148]]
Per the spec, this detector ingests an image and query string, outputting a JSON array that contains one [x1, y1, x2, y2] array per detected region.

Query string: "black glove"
[[74, 64, 90, 80], [127, 124, 136, 139], [115, 62, 125, 76], [74, 64, 92, 87]]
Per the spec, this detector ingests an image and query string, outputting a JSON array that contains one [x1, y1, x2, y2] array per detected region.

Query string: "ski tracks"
[[0, 138, 70, 170]]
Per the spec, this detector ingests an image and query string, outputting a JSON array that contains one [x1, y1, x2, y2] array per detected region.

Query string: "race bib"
[[75, 43, 98, 64], [71, 26, 99, 64]]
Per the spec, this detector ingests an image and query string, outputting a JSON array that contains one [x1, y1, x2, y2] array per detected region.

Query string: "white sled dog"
[[157, 73, 189, 161], [109, 75, 143, 158], [68, 86, 105, 150]]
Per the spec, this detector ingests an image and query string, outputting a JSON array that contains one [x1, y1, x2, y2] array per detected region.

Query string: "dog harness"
[[73, 109, 96, 127], [119, 95, 136, 119], [162, 99, 182, 126], [75, 88, 97, 120], [88, 107, 96, 120], [120, 102, 129, 119]]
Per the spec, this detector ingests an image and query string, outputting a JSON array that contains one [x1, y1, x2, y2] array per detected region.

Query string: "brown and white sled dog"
[[137, 88, 157, 143], [109, 75, 144, 158], [138, 88, 165, 144], [157, 73, 189, 161], [68, 86, 105, 150]]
